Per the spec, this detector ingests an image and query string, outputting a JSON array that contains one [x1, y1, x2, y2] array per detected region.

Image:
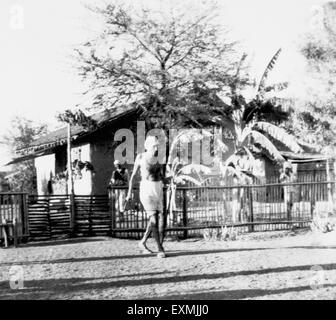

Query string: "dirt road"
[[0, 229, 335, 300]]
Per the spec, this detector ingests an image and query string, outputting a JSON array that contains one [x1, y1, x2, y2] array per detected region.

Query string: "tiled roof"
[[16, 105, 138, 156]]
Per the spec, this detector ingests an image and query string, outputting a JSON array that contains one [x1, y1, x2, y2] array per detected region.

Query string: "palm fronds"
[[219, 160, 256, 183], [264, 81, 288, 92], [243, 146, 256, 162], [215, 138, 229, 154], [176, 174, 203, 186], [166, 133, 212, 217], [254, 122, 304, 153], [248, 130, 285, 163], [257, 48, 282, 97]]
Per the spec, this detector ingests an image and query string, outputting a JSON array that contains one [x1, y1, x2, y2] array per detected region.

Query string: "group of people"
[[109, 136, 166, 258]]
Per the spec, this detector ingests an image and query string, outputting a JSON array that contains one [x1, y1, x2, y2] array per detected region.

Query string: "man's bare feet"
[[138, 241, 152, 254], [157, 251, 166, 258]]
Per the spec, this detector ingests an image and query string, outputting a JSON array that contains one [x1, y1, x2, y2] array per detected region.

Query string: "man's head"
[[283, 161, 293, 174], [114, 159, 122, 169], [144, 136, 159, 155]]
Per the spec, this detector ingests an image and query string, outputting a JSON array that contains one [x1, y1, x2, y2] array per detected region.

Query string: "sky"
[[0, 0, 329, 167]]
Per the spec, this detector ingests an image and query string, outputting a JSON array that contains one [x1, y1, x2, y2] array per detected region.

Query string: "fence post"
[[89, 195, 93, 236], [238, 187, 243, 223], [182, 189, 188, 239], [69, 193, 76, 237], [248, 187, 254, 232], [47, 197, 52, 239], [110, 188, 116, 237], [310, 184, 316, 220], [13, 217, 18, 248], [285, 185, 292, 222], [21, 194, 29, 238]]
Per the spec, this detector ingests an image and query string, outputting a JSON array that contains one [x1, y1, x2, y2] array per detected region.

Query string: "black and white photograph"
[[0, 0, 336, 304]]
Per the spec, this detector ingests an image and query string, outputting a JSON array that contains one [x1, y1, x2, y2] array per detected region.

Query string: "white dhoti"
[[139, 180, 163, 215], [115, 189, 126, 213]]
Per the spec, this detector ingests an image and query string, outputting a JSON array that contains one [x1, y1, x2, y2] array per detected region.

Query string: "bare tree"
[[74, 0, 239, 129], [0, 116, 48, 193]]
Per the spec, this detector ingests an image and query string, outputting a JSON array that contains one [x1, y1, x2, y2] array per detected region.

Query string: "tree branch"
[[82, 58, 153, 88], [129, 31, 163, 64], [167, 46, 196, 70]]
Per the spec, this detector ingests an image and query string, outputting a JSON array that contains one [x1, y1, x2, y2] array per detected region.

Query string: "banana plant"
[[219, 120, 304, 182], [165, 129, 216, 222], [210, 49, 304, 223], [215, 49, 303, 182]]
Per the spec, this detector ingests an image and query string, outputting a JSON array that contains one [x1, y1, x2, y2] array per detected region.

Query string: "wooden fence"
[[2, 181, 333, 244], [27, 194, 111, 240], [0, 193, 29, 244], [110, 181, 333, 239]]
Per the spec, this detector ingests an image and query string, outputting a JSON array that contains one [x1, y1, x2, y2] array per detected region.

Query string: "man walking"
[[126, 136, 166, 258]]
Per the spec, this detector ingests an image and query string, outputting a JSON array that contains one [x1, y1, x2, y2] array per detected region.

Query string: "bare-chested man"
[[126, 136, 166, 258]]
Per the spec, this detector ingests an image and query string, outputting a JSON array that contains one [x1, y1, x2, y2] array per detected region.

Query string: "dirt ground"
[[0, 229, 336, 300]]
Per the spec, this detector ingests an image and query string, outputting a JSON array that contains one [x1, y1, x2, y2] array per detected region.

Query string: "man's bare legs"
[[158, 211, 165, 245], [139, 216, 153, 254], [139, 211, 165, 255]]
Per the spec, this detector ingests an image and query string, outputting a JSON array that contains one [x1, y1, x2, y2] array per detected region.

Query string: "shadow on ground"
[[1, 262, 335, 300], [155, 284, 336, 300], [1, 243, 336, 267], [19, 238, 106, 248], [0, 247, 274, 266]]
